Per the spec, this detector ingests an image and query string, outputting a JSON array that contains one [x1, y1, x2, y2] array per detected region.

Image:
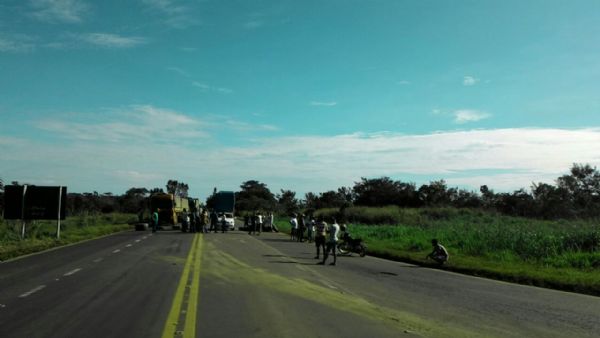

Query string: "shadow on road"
[[268, 260, 316, 265]]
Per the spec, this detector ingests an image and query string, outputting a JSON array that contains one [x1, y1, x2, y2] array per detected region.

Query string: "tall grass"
[[341, 208, 599, 269]]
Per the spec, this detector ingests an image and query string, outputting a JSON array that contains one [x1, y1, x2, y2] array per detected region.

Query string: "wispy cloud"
[[34, 105, 207, 143], [397, 80, 411, 85], [0, 34, 36, 53], [192, 81, 233, 94], [454, 109, 491, 124], [77, 33, 147, 48], [224, 120, 278, 132], [244, 20, 264, 29], [310, 101, 337, 107], [463, 76, 479, 86], [29, 0, 88, 23], [166, 66, 191, 77], [4, 126, 600, 195], [141, 0, 199, 28]]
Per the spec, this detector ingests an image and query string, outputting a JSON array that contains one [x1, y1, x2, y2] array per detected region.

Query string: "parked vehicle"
[[213, 191, 236, 230], [338, 233, 367, 257]]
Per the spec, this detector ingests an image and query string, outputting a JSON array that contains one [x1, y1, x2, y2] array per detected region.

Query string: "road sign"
[[3, 185, 67, 220]]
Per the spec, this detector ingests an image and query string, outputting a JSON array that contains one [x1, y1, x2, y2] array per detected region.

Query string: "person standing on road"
[[152, 209, 159, 233], [201, 210, 208, 233], [297, 214, 305, 242], [289, 214, 298, 241], [426, 239, 449, 264], [306, 216, 314, 243], [257, 212, 263, 235], [270, 212, 278, 232], [210, 210, 219, 233], [248, 212, 257, 235], [319, 218, 340, 266], [314, 218, 327, 259]]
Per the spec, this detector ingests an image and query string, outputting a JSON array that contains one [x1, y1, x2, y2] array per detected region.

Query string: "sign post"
[[21, 185, 27, 239], [57, 186, 63, 239]]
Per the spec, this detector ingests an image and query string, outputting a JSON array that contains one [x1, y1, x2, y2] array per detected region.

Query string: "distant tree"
[[277, 189, 299, 215], [450, 189, 483, 208], [353, 177, 420, 207], [531, 182, 572, 219], [556, 163, 600, 217], [149, 187, 164, 194], [314, 190, 348, 209], [166, 180, 189, 197], [120, 187, 149, 213], [235, 180, 276, 212], [418, 180, 451, 206]]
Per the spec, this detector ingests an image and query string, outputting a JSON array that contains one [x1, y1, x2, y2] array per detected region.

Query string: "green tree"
[[277, 189, 299, 215], [235, 180, 276, 212]]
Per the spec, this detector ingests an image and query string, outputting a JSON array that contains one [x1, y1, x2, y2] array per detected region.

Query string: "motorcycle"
[[337, 233, 367, 257]]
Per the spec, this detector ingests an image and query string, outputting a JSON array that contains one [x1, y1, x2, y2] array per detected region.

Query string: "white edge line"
[[113, 249, 121, 253], [63, 268, 82, 276], [19, 285, 46, 298]]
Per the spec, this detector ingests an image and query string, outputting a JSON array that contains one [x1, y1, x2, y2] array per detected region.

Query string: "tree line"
[[2, 164, 599, 220], [233, 164, 600, 220]]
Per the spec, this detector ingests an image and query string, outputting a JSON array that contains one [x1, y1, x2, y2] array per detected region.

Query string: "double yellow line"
[[162, 233, 203, 338]]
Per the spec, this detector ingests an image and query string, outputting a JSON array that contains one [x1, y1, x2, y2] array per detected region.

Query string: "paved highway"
[[0, 229, 598, 337]]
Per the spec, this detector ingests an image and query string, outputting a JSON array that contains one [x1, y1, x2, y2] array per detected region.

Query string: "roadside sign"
[[3, 185, 67, 220]]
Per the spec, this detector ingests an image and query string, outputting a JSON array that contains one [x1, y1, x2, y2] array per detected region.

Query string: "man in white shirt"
[[289, 215, 298, 241], [318, 218, 340, 266]]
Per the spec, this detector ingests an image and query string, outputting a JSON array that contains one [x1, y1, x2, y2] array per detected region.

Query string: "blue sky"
[[1, 0, 600, 199]]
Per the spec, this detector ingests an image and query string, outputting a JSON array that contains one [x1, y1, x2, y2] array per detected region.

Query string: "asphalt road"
[[1, 229, 599, 338]]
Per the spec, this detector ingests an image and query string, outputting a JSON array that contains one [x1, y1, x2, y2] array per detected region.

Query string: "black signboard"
[[3, 185, 67, 220], [4, 185, 25, 219]]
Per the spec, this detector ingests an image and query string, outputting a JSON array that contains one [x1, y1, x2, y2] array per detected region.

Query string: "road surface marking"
[[126, 244, 133, 247], [19, 285, 46, 298], [162, 233, 203, 338], [0, 304, 5, 308], [113, 249, 121, 253], [93, 258, 103, 263], [135, 239, 141, 243], [143, 236, 148, 239], [63, 268, 82, 276]]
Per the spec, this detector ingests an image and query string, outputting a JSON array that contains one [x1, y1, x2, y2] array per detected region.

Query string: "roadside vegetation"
[[0, 213, 135, 261], [275, 208, 600, 295]]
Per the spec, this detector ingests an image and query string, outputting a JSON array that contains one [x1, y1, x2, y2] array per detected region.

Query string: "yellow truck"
[[149, 193, 192, 228]]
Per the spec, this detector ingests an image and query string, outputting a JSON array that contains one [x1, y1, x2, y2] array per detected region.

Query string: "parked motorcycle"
[[337, 233, 367, 257]]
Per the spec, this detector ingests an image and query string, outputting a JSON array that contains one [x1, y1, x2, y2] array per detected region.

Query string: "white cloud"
[[244, 21, 264, 29], [454, 109, 491, 124], [463, 76, 479, 86], [192, 81, 233, 94], [166, 66, 191, 77], [29, 0, 88, 23], [397, 80, 411, 85], [33, 105, 207, 143], [78, 33, 147, 48], [141, 0, 199, 28], [310, 101, 338, 107], [0, 35, 36, 53]]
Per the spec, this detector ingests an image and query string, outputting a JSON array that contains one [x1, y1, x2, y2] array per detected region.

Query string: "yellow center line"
[[161, 233, 203, 338]]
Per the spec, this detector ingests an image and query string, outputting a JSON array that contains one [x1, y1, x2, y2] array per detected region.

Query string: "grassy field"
[[276, 207, 600, 295], [0, 213, 136, 261]]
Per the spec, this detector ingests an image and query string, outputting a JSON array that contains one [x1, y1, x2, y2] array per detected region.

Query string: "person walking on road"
[[314, 218, 327, 259], [152, 209, 159, 233], [426, 239, 449, 264], [319, 218, 340, 266], [270, 212, 278, 232]]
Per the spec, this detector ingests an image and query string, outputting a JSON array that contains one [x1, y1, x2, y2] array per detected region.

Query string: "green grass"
[[0, 213, 136, 261], [277, 208, 600, 295]]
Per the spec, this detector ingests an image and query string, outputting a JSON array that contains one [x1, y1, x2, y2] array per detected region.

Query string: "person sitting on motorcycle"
[[339, 224, 351, 242]]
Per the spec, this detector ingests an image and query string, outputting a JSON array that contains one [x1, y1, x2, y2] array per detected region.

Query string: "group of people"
[[245, 212, 277, 235], [290, 215, 341, 266], [149, 208, 233, 234], [289, 214, 449, 266]]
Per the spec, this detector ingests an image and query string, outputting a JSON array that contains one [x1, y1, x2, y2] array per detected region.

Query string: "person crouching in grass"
[[426, 239, 449, 264]]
